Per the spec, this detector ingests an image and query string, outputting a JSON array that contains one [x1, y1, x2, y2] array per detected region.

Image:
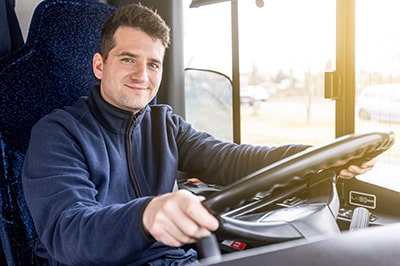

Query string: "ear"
[[93, 53, 104, 80]]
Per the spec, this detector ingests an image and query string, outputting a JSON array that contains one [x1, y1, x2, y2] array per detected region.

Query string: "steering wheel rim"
[[203, 130, 395, 216]]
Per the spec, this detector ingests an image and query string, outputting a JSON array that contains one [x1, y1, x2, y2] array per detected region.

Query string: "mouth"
[[125, 84, 147, 91]]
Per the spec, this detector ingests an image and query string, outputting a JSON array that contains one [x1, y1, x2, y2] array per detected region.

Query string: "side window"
[[184, 68, 233, 141], [184, 0, 336, 147], [356, 0, 400, 190]]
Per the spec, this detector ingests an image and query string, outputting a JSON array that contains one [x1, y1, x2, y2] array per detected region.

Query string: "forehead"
[[113, 26, 165, 54]]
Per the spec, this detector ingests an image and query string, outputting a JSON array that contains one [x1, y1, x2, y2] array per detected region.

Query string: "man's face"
[[93, 26, 165, 114]]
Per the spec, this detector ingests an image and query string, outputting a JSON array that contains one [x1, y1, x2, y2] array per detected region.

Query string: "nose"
[[131, 62, 149, 83]]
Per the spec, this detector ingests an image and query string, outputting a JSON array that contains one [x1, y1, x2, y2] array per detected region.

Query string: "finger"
[[158, 226, 200, 247], [338, 169, 355, 179], [348, 164, 373, 174], [155, 224, 187, 247], [176, 190, 219, 232], [169, 207, 213, 242], [145, 206, 187, 246], [197, 195, 206, 201], [339, 166, 369, 179], [360, 158, 377, 168], [182, 200, 219, 232]]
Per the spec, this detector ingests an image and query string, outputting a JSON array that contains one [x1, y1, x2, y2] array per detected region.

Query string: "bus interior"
[[2, 0, 400, 265]]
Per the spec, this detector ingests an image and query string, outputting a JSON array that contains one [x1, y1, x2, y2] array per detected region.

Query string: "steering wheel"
[[200, 130, 395, 251]]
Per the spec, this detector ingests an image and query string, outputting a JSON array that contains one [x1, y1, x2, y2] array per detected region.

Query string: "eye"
[[149, 62, 160, 69], [121, 58, 133, 63]]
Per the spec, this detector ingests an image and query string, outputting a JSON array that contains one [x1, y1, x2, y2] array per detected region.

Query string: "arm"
[[22, 116, 155, 265], [173, 114, 311, 186], [144, 113, 377, 248]]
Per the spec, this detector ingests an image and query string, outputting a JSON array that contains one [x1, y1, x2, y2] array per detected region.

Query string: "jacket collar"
[[87, 85, 148, 134]]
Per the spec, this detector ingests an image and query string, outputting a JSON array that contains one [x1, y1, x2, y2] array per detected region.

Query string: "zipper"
[[125, 114, 144, 197]]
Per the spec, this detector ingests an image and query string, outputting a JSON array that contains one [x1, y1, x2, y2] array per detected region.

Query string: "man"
[[22, 3, 375, 265]]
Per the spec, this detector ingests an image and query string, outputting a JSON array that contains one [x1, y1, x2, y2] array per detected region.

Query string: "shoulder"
[[32, 97, 90, 134]]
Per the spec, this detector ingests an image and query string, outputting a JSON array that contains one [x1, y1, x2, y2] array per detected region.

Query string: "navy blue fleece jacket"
[[22, 85, 309, 265]]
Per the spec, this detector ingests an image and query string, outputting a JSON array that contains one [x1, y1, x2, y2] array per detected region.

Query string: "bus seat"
[[0, 0, 116, 264], [0, 0, 24, 57]]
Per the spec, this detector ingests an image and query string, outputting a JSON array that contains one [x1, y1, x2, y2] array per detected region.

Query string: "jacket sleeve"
[[174, 114, 311, 186], [22, 116, 155, 265]]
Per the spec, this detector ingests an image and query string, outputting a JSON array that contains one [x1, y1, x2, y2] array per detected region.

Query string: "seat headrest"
[[0, 0, 116, 152]]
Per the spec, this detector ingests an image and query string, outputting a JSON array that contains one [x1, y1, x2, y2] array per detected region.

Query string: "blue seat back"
[[0, 0, 116, 264]]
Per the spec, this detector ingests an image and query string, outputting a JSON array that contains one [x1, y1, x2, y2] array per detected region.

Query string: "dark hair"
[[100, 3, 171, 60]]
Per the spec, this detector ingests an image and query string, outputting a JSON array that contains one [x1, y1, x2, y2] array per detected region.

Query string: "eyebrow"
[[116, 51, 137, 58], [116, 51, 162, 65]]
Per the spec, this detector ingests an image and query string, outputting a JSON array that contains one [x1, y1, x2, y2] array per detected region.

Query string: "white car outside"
[[358, 84, 400, 123]]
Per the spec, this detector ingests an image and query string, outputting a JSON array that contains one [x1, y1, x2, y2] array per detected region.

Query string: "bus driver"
[[22, 4, 376, 265]]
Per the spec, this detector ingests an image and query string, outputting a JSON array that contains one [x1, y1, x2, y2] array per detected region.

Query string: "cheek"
[[151, 72, 163, 87], [102, 67, 124, 84]]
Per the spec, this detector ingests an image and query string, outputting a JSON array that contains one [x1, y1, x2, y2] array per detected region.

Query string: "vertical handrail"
[[231, 0, 241, 144], [335, 0, 355, 137]]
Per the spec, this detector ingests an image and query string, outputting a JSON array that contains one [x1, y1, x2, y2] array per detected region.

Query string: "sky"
[[184, 0, 400, 80], [184, 0, 335, 78]]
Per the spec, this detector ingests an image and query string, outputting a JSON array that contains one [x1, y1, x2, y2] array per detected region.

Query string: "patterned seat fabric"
[[0, 0, 116, 264]]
